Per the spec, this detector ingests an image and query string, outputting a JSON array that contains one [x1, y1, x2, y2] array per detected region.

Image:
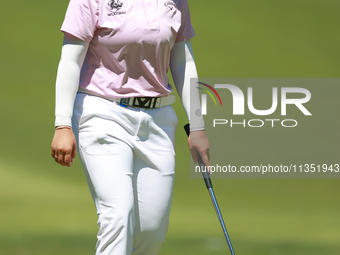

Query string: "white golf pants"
[[72, 93, 178, 255]]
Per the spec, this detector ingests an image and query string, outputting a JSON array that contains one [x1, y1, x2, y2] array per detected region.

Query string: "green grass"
[[0, 0, 339, 254], [1, 234, 340, 255]]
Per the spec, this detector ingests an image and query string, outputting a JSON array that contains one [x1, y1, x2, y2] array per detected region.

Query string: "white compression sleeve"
[[170, 41, 205, 131], [55, 34, 89, 127]]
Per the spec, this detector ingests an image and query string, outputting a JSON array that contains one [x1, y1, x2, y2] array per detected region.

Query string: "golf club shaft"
[[198, 156, 236, 255], [208, 188, 235, 254], [184, 124, 236, 254]]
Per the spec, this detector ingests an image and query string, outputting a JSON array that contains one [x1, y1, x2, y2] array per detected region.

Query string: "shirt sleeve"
[[61, 0, 99, 43], [176, 0, 195, 42]]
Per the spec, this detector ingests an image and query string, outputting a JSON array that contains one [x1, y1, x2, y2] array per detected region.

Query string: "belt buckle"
[[119, 98, 130, 107], [132, 97, 160, 109]]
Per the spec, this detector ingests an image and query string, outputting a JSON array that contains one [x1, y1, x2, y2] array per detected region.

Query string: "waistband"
[[78, 88, 176, 109]]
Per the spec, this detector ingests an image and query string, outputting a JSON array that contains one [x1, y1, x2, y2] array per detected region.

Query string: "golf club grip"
[[184, 124, 213, 189]]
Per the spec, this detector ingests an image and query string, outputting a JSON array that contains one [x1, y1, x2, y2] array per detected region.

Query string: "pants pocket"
[[79, 132, 119, 155]]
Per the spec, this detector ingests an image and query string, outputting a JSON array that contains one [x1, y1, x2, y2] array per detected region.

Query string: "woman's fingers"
[[199, 148, 210, 167], [54, 153, 59, 164], [64, 152, 72, 167], [190, 147, 198, 164], [53, 149, 74, 167]]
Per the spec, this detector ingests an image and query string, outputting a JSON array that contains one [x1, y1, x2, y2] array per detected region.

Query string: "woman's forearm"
[[170, 40, 205, 131], [55, 34, 89, 127]]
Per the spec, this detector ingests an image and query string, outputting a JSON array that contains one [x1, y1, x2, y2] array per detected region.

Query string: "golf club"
[[184, 124, 236, 255]]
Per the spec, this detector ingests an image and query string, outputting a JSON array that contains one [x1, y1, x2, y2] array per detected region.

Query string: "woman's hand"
[[51, 127, 77, 167], [188, 130, 210, 168]]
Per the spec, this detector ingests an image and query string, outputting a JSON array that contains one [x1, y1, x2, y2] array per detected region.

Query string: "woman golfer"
[[51, 0, 210, 254]]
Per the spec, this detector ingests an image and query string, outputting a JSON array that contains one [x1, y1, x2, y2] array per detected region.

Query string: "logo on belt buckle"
[[119, 98, 130, 107]]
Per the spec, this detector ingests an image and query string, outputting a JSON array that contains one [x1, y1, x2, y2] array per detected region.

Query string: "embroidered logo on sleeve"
[[164, 0, 176, 10], [107, 0, 127, 16]]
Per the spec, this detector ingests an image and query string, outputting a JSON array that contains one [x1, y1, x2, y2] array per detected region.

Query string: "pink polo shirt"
[[61, 0, 195, 98]]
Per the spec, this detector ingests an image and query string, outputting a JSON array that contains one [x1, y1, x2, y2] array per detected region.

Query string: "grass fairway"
[[0, 0, 339, 254]]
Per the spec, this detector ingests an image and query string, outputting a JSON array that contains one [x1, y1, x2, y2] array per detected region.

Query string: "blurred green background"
[[0, 0, 339, 254]]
